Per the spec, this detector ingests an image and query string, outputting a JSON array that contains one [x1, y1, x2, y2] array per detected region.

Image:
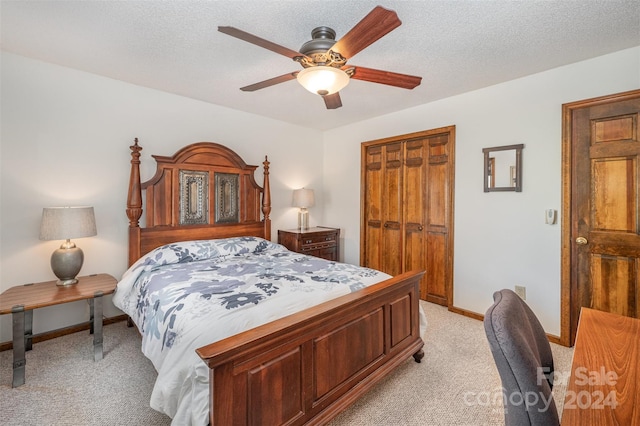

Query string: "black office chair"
[[484, 289, 559, 426]]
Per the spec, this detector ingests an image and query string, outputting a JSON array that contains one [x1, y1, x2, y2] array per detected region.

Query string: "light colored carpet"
[[330, 302, 573, 425], [0, 301, 573, 425], [0, 319, 170, 425]]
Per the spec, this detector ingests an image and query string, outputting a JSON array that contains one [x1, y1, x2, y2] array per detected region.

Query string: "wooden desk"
[[0, 273, 117, 387], [561, 308, 640, 425]]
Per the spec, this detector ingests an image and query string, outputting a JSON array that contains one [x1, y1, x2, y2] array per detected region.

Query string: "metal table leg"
[[11, 305, 26, 387], [89, 296, 95, 335], [92, 291, 104, 361], [24, 309, 33, 351]]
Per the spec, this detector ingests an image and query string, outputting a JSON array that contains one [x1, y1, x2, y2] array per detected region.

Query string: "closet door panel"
[[424, 132, 453, 305], [425, 233, 447, 304], [427, 163, 447, 227], [363, 146, 383, 271], [404, 140, 427, 284], [382, 143, 403, 276], [425, 162, 448, 303]]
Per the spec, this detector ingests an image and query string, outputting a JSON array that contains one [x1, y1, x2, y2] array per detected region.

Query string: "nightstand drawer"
[[300, 241, 335, 251], [300, 233, 337, 246], [278, 227, 340, 261]]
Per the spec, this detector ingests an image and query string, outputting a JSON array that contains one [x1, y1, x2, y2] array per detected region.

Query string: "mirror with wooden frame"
[[483, 144, 524, 192]]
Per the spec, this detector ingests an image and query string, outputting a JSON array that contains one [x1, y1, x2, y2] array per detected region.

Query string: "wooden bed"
[[125, 139, 425, 425]]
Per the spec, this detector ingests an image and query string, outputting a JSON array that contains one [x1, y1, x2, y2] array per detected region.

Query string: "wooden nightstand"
[[278, 226, 340, 261], [0, 273, 117, 387]]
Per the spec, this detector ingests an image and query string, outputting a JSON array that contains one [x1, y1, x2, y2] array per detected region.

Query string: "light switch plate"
[[545, 209, 557, 225]]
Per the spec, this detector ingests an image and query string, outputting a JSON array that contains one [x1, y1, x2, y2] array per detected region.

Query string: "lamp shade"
[[292, 188, 315, 208], [296, 66, 350, 96], [39, 206, 97, 241]]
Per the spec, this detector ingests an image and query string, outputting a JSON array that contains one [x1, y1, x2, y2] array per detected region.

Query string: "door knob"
[[576, 237, 588, 245]]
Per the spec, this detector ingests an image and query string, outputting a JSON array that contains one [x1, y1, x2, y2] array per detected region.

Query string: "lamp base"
[[51, 240, 84, 286], [297, 208, 309, 230], [56, 278, 79, 286]]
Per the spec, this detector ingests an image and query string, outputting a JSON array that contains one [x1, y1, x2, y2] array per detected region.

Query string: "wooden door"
[[382, 143, 404, 275], [362, 143, 403, 275], [361, 126, 455, 306], [403, 140, 428, 295], [562, 89, 640, 346], [423, 131, 455, 305]]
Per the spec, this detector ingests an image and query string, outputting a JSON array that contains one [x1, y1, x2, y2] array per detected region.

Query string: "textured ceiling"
[[2, 1, 639, 130]]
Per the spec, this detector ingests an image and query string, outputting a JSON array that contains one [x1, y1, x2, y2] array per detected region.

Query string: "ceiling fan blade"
[[349, 66, 422, 89], [218, 26, 308, 60], [240, 72, 299, 92], [323, 92, 342, 109], [330, 6, 402, 59]]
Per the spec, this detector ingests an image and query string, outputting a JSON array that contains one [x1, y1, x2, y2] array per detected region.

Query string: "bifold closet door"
[[403, 140, 428, 293], [362, 142, 403, 276], [362, 126, 454, 307], [422, 131, 453, 305]]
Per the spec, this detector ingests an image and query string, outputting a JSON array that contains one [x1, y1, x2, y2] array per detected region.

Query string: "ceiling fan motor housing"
[[299, 27, 337, 55], [298, 26, 347, 69]]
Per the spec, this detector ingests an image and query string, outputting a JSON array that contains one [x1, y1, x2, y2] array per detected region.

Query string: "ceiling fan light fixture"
[[297, 66, 350, 96]]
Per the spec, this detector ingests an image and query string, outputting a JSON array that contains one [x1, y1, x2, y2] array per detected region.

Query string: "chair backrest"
[[484, 289, 559, 426]]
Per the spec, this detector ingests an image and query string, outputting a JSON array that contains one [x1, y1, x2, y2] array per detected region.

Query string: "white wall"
[[0, 52, 324, 342], [323, 46, 640, 336]]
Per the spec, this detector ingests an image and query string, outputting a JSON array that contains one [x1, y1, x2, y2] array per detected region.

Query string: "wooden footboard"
[[196, 270, 425, 426]]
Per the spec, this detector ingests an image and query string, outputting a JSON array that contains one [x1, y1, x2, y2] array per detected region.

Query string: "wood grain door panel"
[[364, 146, 383, 271], [582, 106, 640, 322], [404, 140, 427, 290], [591, 254, 638, 317], [382, 143, 403, 275], [426, 233, 447, 303], [424, 132, 453, 304], [592, 157, 637, 232], [562, 89, 640, 345]]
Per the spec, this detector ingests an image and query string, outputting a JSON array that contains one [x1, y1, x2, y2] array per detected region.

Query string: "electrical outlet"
[[515, 285, 526, 300]]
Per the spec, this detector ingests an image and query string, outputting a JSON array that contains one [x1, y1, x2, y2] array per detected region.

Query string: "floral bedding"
[[112, 237, 395, 425]]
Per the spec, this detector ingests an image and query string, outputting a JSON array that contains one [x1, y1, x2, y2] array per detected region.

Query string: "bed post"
[[262, 156, 272, 240], [127, 138, 143, 266]]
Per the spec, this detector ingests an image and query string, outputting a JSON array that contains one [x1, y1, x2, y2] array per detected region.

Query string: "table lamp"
[[292, 188, 314, 230], [39, 206, 97, 286]]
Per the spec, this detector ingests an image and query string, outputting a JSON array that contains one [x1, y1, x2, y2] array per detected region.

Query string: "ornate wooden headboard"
[[126, 138, 271, 266]]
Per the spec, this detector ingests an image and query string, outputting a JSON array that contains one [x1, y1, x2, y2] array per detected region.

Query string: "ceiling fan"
[[218, 6, 422, 110]]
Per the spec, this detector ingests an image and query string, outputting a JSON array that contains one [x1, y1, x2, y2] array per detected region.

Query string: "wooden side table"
[[0, 273, 117, 387], [278, 226, 340, 261]]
